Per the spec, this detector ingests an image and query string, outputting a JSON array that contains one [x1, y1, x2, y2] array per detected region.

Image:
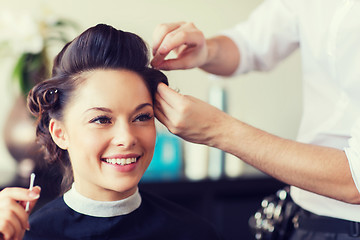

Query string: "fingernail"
[[160, 45, 167, 52], [157, 83, 164, 90], [28, 191, 40, 199], [26, 222, 30, 231]]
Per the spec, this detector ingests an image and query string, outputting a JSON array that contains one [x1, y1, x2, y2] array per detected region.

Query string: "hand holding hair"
[[151, 22, 208, 71], [155, 82, 228, 147]]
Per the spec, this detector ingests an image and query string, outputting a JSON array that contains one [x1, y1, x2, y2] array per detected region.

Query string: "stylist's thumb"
[[27, 186, 41, 213]]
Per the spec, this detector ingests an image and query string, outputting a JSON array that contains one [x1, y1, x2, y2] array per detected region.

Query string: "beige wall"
[[0, 0, 302, 180]]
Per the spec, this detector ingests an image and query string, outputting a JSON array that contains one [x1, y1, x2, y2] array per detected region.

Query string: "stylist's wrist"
[[205, 109, 233, 149], [199, 38, 218, 70]]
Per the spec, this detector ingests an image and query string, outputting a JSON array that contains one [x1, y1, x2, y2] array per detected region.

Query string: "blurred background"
[[0, 0, 301, 239]]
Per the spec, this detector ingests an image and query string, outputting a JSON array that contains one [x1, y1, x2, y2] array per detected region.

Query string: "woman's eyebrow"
[[84, 103, 153, 114], [134, 103, 153, 112], [84, 107, 112, 114]]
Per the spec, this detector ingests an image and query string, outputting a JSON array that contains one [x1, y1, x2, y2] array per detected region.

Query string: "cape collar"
[[63, 185, 141, 217]]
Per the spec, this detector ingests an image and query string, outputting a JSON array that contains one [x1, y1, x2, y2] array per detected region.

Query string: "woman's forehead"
[[66, 69, 152, 112]]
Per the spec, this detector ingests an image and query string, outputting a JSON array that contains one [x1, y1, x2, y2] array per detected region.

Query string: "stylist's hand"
[[151, 22, 208, 70], [155, 83, 228, 146], [0, 186, 41, 240]]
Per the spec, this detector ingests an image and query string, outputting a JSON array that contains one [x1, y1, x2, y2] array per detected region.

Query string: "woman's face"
[[50, 69, 156, 201]]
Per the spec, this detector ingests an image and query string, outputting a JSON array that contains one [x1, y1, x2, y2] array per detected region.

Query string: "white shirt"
[[223, 0, 360, 221]]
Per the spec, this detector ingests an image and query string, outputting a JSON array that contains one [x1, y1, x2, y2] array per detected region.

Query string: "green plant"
[[0, 10, 78, 96]]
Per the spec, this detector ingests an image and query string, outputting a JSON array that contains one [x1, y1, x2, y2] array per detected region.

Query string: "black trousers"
[[290, 229, 360, 240], [289, 210, 360, 240]]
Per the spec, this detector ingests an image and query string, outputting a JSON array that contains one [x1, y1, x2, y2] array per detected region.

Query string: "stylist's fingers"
[[152, 22, 206, 70], [0, 210, 23, 240], [1, 187, 41, 212], [20, 186, 41, 213], [155, 83, 193, 135], [154, 99, 168, 127], [0, 187, 40, 202], [156, 82, 183, 107], [155, 83, 181, 128], [0, 187, 40, 231], [154, 22, 204, 56], [0, 200, 24, 240], [152, 53, 200, 71], [155, 87, 172, 126], [152, 22, 185, 56], [0, 186, 40, 240], [0, 221, 16, 240]]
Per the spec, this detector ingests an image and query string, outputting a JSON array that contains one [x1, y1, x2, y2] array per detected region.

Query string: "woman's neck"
[[73, 181, 138, 201]]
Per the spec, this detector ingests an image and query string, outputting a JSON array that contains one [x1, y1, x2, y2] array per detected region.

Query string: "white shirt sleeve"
[[345, 118, 360, 194], [221, 0, 300, 75]]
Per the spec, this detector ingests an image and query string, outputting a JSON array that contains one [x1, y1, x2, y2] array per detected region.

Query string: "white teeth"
[[105, 157, 137, 165], [120, 159, 126, 165]]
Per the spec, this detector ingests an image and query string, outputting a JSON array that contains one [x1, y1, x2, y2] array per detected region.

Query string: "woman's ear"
[[49, 119, 68, 150]]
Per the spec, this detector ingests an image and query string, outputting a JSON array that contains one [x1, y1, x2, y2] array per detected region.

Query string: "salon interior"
[[0, 0, 302, 239]]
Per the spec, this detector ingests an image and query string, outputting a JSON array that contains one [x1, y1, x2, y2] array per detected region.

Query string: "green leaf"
[[11, 52, 50, 95], [11, 54, 27, 92], [53, 19, 80, 30], [6, 17, 79, 96]]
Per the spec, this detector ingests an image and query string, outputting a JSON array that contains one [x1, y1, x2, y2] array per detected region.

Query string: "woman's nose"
[[111, 123, 137, 148]]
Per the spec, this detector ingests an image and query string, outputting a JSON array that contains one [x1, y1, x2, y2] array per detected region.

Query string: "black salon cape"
[[24, 190, 221, 240]]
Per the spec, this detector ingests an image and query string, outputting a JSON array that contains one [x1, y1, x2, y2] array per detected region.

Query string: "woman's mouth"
[[102, 157, 138, 166]]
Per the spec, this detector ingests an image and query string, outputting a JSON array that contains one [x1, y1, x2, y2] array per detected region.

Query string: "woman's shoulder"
[[25, 196, 71, 239], [29, 196, 68, 221], [139, 190, 222, 239]]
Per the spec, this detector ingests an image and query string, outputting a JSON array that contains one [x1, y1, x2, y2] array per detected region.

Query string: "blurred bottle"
[[142, 123, 183, 182], [207, 75, 226, 180], [184, 141, 209, 181]]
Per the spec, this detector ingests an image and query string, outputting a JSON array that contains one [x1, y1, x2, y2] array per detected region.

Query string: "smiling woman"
[[0, 24, 221, 240]]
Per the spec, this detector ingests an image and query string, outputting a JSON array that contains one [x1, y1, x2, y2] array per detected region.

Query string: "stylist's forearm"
[[212, 115, 360, 204], [200, 36, 240, 76]]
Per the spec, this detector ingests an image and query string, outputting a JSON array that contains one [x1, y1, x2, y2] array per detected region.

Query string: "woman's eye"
[[134, 113, 153, 122], [90, 116, 112, 125]]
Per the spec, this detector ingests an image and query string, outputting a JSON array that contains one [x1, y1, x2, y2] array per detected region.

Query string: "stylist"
[[151, 0, 360, 239]]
